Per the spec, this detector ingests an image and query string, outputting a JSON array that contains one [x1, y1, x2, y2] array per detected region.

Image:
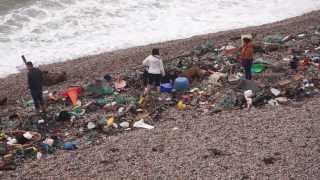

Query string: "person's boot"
[[41, 105, 47, 113], [35, 107, 41, 114]]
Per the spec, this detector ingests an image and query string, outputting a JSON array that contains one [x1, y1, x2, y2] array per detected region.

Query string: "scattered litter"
[[38, 119, 45, 124], [160, 83, 173, 93], [251, 63, 266, 74], [115, 75, 127, 92], [1, 25, 320, 173], [264, 34, 283, 44], [176, 101, 187, 110], [63, 142, 77, 150], [133, 119, 154, 129], [107, 117, 114, 128], [61, 87, 82, 106], [244, 90, 254, 108], [282, 35, 293, 42], [36, 152, 42, 160], [190, 88, 200, 93], [270, 88, 281, 97], [173, 77, 189, 92], [43, 138, 54, 146]]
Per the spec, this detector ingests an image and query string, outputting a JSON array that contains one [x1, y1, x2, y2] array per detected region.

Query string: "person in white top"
[[143, 48, 165, 94]]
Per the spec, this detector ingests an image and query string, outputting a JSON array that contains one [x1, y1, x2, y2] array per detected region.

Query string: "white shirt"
[[143, 55, 165, 76]]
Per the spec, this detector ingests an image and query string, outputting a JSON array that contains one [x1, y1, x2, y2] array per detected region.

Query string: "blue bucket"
[[173, 77, 189, 92]]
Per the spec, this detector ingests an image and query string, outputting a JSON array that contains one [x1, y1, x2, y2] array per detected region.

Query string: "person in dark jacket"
[[26, 62, 45, 112]]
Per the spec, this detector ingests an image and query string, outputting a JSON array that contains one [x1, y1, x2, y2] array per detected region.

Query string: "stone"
[[87, 122, 96, 130], [268, 99, 279, 106], [275, 97, 288, 104], [119, 122, 130, 128], [208, 72, 227, 86], [237, 80, 260, 93]]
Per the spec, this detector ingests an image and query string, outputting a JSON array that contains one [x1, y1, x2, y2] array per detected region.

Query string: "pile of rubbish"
[[1, 26, 320, 171]]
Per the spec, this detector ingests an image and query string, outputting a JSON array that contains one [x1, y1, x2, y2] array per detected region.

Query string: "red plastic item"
[[301, 58, 311, 66], [61, 87, 81, 106]]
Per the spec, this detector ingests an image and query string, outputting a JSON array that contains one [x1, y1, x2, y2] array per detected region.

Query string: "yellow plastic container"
[[176, 101, 187, 110], [107, 117, 114, 127]]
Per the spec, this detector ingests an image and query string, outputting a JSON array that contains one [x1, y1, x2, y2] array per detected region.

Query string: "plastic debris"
[[244, 90, 254, 107], [43, 138, 54, 147], [61, 87, 81, 106], [38, 119, 45, 124], [264, 34, 283, 44], [133, 119, 154, 129], [2, 23, 320, 174], [282, 35, 293, 42], [251, 63, 266, 74], [270, 88, 281, 97], [23, 132, 33, 140], [190, 88, 200, 93], [107, 117, 114, 128], [160, 83, 173, 93], [96, 98, 111, 106], [115, 75, 127, 92], [193, 40, 216, 55], [7, 138, 17, 145], [176, 101, 187, 110], [36, 152, 42, 160], [173, 77, 190, 92], [63, 142, 77, 150], [115, 96, 127, 105], [71, 106, 86, 117]]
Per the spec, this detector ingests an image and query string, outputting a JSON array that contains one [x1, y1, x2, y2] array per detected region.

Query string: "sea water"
[[0, 0, 320, 77]]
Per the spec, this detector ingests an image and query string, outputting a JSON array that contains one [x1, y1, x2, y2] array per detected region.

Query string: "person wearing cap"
[[26, 62, 45, 112], [240, 38, 254, 80], [142, 48, 165, 94]]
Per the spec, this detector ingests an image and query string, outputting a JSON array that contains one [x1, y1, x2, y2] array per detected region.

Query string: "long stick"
[[21, 55, 27, 65]]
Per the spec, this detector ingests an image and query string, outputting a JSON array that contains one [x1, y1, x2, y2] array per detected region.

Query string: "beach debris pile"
[[1, 27, 320, 171]]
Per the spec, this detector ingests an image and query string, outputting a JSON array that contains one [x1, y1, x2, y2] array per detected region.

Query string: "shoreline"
[[1, 10, 320, 102], [1, 10, 320, 179]]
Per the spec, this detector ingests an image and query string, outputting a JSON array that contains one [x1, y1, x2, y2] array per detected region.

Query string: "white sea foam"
[[0, 0, 320, 77]]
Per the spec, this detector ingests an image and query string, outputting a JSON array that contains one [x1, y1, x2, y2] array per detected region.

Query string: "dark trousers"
[[147, 73, 161, 86], [241, 59, 253, 80], [143, 70, 148, 86], [31, 90, 44, 110]]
